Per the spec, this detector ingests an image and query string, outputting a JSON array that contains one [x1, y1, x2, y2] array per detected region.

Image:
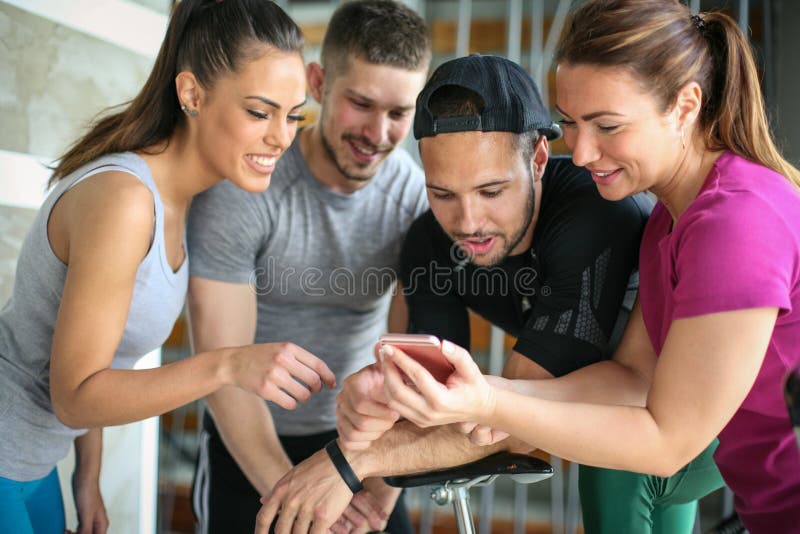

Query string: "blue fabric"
[[0, 468, 66, 534]]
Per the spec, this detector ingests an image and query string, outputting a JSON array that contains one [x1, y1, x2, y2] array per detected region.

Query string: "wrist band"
[[324, 439, 364, 494]]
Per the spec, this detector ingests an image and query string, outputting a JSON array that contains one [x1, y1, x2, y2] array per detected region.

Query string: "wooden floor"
[[406, 510, 574, 534]]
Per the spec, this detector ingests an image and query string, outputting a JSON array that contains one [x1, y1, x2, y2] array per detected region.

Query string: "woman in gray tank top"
[[0, 2, 335, 533]]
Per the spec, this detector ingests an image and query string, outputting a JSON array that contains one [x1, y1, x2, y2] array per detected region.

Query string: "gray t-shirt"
[[0, 152, 188, 481], [187, 139, 428, 435]]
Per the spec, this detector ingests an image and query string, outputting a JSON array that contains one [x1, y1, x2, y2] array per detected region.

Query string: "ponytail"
[[700, 12, 800, 189], [50, 0, 304, 186]]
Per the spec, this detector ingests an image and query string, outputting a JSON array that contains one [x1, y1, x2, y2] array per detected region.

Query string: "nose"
[[568, 128, 600, 168], [455, 197, 483, 236], [362, 112, 390, 148], [265, 117, 295, 151]]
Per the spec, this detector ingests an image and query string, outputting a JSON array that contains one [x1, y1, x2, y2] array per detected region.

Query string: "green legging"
[[578, 440, 725, 534]]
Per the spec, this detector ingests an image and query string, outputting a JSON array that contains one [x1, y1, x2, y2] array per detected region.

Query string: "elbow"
[[51, 392, 86, 429], [651, 462, 682, 478], [647, 446, 699, 478]]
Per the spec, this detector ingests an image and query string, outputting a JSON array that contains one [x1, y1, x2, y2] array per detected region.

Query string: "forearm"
[[55, 348, 231, 428], [350, 420, 529, 480], [489, 390, 683, 476], [73, 427, 103, 484], [506, 360, 650, 406], [207, 387, 292, 495]]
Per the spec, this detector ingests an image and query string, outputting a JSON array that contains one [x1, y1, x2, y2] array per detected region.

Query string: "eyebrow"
[[427, 180, 510, 192], [245, 95, 307, 110], [345, 89, 415, 112], [555, 104, 624, 121]]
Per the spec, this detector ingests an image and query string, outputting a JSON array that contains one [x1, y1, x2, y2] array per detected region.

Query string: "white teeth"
[[352, 143, 376, 156], [596, 171, 612, 177], [249, 155, 276, 167]]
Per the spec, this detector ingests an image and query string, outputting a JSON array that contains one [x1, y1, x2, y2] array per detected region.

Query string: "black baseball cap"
[[414, 54, 562, 141]]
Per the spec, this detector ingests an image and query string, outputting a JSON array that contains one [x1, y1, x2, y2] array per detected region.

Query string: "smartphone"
[[379, 333, 455, 383]]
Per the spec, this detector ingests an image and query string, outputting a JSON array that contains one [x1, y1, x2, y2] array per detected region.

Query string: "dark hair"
[[50, 0, 303, 185], [321, 0, 431, 79], [426, 85, 538, 165], [556, 0, 800, 190]]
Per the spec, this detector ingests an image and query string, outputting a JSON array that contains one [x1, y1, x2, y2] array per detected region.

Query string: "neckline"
[[111, 153, 188, 281]]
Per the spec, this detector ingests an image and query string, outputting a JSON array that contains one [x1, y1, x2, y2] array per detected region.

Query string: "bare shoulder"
[[57, 170, 157, 264], [67, 169, 154, 217]]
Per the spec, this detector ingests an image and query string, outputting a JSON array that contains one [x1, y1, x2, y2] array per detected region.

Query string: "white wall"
[[0, 0, 166, 529]]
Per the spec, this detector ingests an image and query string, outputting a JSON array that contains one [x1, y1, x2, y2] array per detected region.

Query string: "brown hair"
[[50, 0, 303, 185], [556, 0, 800, 190], [320, 0, 431, 80]]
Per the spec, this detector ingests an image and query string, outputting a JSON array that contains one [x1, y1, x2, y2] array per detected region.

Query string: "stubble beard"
[[319, 116, 384, 184]]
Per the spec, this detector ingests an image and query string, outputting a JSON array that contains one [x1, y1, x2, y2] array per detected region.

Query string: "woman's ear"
[[175, 71, 203, 114], [674, 80, 703, 128], [306, 62, 325, 104]]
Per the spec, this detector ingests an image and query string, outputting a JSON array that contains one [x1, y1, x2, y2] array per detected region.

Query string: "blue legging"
[[0, 468, 66, 534]]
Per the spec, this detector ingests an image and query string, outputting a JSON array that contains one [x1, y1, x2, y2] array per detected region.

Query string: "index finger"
[[293, 346, 337, 389]]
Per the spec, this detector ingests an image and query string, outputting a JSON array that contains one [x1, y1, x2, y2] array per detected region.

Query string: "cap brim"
[[541, 122, 563, 141]]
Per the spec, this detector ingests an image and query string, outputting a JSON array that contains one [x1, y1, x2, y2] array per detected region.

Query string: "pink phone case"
[[379, 334, 455, 382]]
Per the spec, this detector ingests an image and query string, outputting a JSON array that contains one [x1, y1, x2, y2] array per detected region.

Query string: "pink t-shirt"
[[639, 151, 800, 533]]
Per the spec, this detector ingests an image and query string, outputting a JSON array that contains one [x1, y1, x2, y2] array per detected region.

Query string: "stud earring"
[[181, 104, 198, 118]]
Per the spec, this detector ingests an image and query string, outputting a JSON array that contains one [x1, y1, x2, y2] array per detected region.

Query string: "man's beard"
[[320, 117, 384, 183], [498, 177, 536, 263], [455, 174, 536, 267]]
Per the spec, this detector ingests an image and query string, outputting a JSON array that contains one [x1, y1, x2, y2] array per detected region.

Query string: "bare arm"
[[384, 307, 777, 477], [352, 420, 530, 478], [258, 358, 532, 534], [498, 300, 655, 407], [256, 420, 529, 534], [48, 173, 335, 429], [72, 428, 109, 533], [188, 277, 292, 495]]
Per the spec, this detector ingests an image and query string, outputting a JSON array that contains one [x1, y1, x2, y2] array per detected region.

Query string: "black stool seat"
[[384, 451, 553, 488]]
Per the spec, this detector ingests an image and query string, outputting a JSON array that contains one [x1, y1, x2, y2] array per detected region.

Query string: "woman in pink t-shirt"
[[376, 1, 800, 532]]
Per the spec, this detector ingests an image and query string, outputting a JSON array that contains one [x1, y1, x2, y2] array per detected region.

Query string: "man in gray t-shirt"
[[186, 2, 431, 533]]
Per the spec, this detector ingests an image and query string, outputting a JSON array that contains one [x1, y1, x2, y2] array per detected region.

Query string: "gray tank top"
[[0, 152, 188, 481]]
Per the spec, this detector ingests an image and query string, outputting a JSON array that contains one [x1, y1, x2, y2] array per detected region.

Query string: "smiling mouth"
[[344, 134, 392, 159], [350, 142, 378, 157], [247, 154, 277, 167]]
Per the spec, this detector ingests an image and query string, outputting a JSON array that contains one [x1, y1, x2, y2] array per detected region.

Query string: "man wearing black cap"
[[255, 54, 660, 534]]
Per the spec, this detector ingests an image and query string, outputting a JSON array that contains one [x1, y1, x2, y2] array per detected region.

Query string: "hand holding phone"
[[378, 334, 455, 383]]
